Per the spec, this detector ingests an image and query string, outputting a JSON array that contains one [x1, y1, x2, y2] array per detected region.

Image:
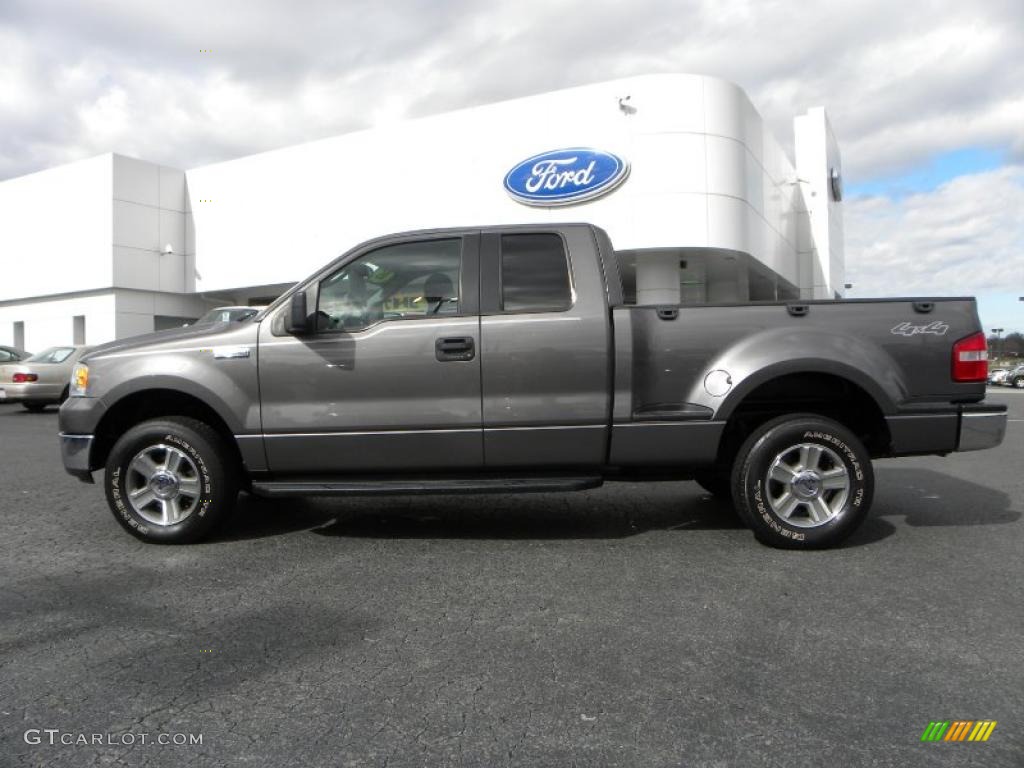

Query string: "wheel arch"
[[713, 366, 894, 466], [91, 388, 244, 477], [715, 359, 897, 422]]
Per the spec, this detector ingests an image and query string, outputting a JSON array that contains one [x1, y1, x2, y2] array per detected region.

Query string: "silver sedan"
[[0, 346, 92, 412]]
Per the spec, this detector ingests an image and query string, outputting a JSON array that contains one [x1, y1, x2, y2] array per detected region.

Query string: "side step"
[[250, 476, 604, 498]]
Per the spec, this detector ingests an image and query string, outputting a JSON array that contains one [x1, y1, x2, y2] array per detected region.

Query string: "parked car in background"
[[188, 306, 265, 326], [1003, 364, 1024, 389], [989, 368, 1010, 385], [0, 345, 92, 412], [0, 345, 32, 365]]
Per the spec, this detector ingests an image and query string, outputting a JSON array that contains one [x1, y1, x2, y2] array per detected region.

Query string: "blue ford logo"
[[504, 148, 630, 207]]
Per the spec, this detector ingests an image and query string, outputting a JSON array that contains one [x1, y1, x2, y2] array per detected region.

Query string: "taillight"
[[12, 373, 38, 383], [952, 332, 988, 382]]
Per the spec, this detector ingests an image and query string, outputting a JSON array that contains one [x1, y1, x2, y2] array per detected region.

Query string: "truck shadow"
[[214, 467, 1019, 544], [871, 466, 1019, 527], [843, 466, 1020, 548], [215, 485, 746, 542]]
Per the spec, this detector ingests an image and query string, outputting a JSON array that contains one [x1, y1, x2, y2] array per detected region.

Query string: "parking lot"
[[1, 391, 1021, 767]]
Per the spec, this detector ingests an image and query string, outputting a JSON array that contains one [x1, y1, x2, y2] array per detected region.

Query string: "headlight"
[[70, 363, 89, 397]]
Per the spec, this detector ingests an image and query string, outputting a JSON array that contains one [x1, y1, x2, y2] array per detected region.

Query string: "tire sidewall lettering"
[[763, 430, 862, 535], [802, 430, 864, 481], [162, 434, 214, 518], [738, 418, 874, 548], [107, 430, 216, 532]]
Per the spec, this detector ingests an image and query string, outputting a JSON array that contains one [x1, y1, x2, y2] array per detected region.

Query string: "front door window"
[[316, 239, 462, 332]]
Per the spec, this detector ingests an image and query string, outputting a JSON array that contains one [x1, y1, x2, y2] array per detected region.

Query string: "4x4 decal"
[[891, 321, 950, 337]]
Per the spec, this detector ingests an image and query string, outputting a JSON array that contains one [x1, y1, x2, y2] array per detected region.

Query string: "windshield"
[[195, 308, 258, 325], [25, 347, 75, 364]]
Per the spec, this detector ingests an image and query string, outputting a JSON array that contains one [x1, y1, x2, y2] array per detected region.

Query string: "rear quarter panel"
[[620, 299, 985, 421]]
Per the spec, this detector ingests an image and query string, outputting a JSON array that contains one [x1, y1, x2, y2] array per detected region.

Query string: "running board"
[[250, 476, 604, 498]]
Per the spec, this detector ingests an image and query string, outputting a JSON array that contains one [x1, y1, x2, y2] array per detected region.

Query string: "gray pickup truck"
[[59, 224, 1006, 548]]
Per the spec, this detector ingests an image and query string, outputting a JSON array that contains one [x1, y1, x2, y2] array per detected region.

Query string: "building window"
[[500, 233, 572, 313], [73, 315, 86, 345]]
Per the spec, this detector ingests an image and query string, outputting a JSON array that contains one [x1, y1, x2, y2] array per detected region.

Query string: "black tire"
[[693, 469, 732, 500], [1014, 377, 1024, 389], [104, 416, 238, 544], [22, 402, 47, 413], [731, 414, 874, 549]]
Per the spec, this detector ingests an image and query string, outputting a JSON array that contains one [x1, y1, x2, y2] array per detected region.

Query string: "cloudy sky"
[[1, 0, 1022, 330]]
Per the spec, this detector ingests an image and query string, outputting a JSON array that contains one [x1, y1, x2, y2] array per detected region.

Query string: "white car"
[[989, 368, 1010, 385], [188, 306, 265, 326], [0, 345, 92, 412], [1003, 365, 1024, 389]]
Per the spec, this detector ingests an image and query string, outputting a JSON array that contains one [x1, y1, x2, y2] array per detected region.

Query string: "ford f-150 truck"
[[58, 224, 1007, 548]]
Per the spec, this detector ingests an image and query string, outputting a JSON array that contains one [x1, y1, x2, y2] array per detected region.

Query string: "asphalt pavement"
[[1, 391, 1022, 767]]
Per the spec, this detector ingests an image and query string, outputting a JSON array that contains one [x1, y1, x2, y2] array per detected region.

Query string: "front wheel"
[[1014, 377, 1024, 389], [731, 414, 874, 549], [104, 416, 238, 544]]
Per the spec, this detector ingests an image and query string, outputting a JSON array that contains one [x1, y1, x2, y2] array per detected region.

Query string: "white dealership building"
[[0, 74, 844, 352]]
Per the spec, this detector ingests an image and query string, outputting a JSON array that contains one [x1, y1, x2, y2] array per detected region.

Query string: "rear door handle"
[[435, 336, 475, 362]]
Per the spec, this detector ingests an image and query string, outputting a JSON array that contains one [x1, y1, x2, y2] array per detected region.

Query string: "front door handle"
[[435, 336, 475, 362]]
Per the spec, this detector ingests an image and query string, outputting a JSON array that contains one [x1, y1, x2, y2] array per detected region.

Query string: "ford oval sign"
[[504, 148, 630, 207]]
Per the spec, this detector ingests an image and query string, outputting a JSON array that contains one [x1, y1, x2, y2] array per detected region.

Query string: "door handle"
[[435, 336, 475, 362]]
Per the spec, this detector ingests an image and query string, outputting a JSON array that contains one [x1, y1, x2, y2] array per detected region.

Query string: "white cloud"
[[0, 0, 1022, 181], [845, 165, 1024, 296], [0, 0, 1021, 325]]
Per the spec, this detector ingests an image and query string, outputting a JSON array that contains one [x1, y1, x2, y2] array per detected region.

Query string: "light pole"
[[992, 328, 1004, 362]]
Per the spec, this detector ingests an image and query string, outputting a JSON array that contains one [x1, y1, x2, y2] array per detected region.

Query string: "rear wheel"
[[104, 416, 238, 544], [731, 414, 873, 549], [1014, 377, 1024, 389]]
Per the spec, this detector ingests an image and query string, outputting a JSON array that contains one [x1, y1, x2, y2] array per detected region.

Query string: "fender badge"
[[211, 346, 250, 359]]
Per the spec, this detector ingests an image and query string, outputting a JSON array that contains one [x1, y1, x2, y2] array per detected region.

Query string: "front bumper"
[[885, 403, 1007, 456], [59, 433, 96, 483], [57, 397, 107, 483]]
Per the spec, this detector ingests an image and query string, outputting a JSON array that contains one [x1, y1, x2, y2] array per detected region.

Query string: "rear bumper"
[[957, 409, 1007, 452], [0, 382, 64, 402], [59, 433, 96, 483], [885, 403, 1007, 456]]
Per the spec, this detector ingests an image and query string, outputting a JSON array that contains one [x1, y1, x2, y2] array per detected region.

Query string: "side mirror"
[[285, 291, 309, 335]]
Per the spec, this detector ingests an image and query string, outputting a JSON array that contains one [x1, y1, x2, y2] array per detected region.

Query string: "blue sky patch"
[[845, 147, 1005, 200]]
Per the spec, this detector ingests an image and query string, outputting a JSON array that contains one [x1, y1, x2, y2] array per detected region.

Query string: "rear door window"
[[500, 234, 572, 313]]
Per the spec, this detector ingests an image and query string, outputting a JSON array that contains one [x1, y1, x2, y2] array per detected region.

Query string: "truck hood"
[[82, 322, 247, 361]]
